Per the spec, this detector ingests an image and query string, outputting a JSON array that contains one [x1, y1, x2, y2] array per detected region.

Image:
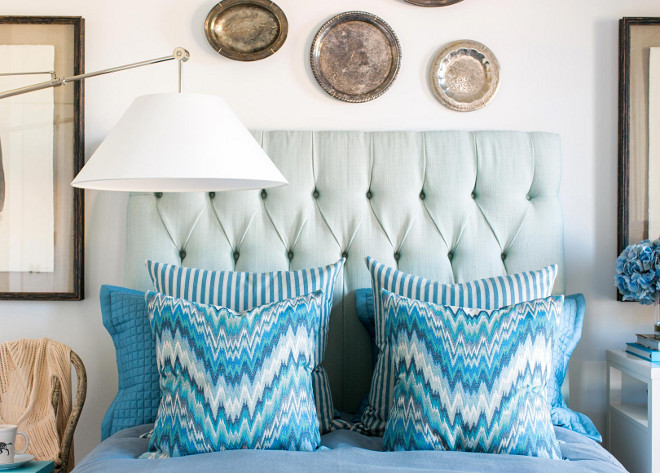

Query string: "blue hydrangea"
[[615, 239, 660, 305]]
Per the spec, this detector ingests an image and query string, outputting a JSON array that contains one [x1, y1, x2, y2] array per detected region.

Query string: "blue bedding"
[[73, 425, 627, 473]]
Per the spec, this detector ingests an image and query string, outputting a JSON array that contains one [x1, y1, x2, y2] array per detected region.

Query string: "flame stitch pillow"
[[382, 290, 562, 459], [146, 259, 344, 434], [360, 257, 558, 436], [144, 291, 323, 457]]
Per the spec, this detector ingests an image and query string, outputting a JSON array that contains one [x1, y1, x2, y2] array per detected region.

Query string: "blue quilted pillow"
[[100, 285, 159, 440], [549, 294, 601, 441], [145, 291, 322, 457], [356, 288, 601, 441], [146, 259, 344, 434], [382, 290, 562, 459]]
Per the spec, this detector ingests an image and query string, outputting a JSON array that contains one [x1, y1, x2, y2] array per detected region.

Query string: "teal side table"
[[5, 461, 54, 473]]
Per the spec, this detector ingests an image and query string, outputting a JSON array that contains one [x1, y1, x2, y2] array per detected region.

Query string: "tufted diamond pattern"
[[125, 130, 564, 412]]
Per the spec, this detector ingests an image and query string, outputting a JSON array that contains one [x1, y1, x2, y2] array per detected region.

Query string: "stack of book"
[[626, 334, 660, 361]]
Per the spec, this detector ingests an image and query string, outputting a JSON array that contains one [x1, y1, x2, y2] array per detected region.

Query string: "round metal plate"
[[404, 0, 464, 6], [204, 0, 288, 61], [310, 11, 401, 103], [429, 40, 500, 112]]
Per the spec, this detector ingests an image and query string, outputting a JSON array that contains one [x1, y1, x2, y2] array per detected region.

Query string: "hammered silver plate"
[[310, 11, 401, 103], [429, 40, 500, 112], [404, 0, 464, 6], [204, 0, 288, 61]]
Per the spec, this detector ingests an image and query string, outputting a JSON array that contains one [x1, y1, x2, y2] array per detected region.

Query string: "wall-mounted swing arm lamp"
[[0, 47, 288, 192], [0, 47, 190, 99]]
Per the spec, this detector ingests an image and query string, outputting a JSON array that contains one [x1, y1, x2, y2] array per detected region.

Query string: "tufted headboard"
[[124, 130, 564, 412]]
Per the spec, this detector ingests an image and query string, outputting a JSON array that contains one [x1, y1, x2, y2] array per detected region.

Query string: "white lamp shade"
[[71, 93, 288, 191]]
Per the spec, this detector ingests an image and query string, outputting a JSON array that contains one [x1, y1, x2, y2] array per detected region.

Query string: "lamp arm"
[[0, 47, 189, 100]]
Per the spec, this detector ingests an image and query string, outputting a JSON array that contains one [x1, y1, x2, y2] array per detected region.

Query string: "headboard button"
[[233, 251, 240, 262], [341, 251, 348, 259], [526, 194, 531, 201], [209, 192, 216, 199], [154, 192, 163, 199], [394, 251, 401, 261], [366, 190, 373, 200], [261, 189, 268, 200], [471, 191, 476, 199], [501, 252, 506, 261], [419, 190, 426, 200], [179, 249, 187, 260], [287, 250, 294, 261], [313, 189, 320, 199], [447, 251, 453, 260]]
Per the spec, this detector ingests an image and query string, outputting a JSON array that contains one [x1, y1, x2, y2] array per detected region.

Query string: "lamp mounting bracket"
[[173, 48, 190, 62]]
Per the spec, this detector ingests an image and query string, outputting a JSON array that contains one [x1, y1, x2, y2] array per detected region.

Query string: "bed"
[[73, 131, 627, 473]]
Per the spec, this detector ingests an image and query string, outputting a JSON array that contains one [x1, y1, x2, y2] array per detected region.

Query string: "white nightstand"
[[607, 349, 660, 473]]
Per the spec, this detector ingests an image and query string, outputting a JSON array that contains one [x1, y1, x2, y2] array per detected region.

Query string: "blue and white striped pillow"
[[146, 259, 344, 434], [145, 291, 322, 457], [359, 257, 558, 435], [382, 290, 562, 458]]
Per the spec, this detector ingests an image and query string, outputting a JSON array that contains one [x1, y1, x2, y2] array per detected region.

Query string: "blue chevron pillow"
[[355, 288, 602, 441], [360, 257, 558, 435], [145, 291, 322, 457], [146, 259, 344, 434], [382, 290, 562, 459]]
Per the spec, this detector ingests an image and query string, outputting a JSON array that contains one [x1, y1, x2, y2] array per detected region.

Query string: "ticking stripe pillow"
[[382, 290, 562, 458], [146, 259, 344, 434], [145, 291, 322, 457], [359, 257, 558, 435]]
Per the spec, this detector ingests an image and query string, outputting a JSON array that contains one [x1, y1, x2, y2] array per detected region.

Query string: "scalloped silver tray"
[[429, 40, 500, 112], [310, 11, 401, 103], [204, 0, 288, 61]]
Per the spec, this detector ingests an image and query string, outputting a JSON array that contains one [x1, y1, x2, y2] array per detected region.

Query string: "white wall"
[[0, 0, 658, 462]]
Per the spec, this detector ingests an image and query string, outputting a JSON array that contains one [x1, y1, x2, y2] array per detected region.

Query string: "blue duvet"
[[73, 424, 626, 473]]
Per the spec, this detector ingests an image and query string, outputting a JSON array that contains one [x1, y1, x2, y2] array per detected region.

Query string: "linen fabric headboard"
[[124, 130, 564, 412]]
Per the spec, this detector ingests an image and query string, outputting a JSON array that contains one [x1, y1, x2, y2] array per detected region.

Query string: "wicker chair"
[[53, 350, 87, 473], [0, 339, 87, 473]]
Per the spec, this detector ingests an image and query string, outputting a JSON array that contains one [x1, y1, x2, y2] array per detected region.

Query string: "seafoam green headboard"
[[124, 130, 564, 411]]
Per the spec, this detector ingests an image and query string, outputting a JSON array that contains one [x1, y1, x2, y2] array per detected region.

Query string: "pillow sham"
[[100, 285, 159, 440], [146, 291, 322, 457], [550, 294, 601, 441], [359, 257, 558, 435], [355, 288, 602, 441], [146, 258, 344, 434], [382, 289, 562, 459]]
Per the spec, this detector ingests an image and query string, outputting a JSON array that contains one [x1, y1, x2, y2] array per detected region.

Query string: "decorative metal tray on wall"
[[404, 0, 464, 6], [429, 39, 500, 112], [204, 0, 288, 61], [310, 11, 401, 103]]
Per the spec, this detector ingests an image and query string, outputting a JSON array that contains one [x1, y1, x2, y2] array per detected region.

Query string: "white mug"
[[0, 425, 29, 464]]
